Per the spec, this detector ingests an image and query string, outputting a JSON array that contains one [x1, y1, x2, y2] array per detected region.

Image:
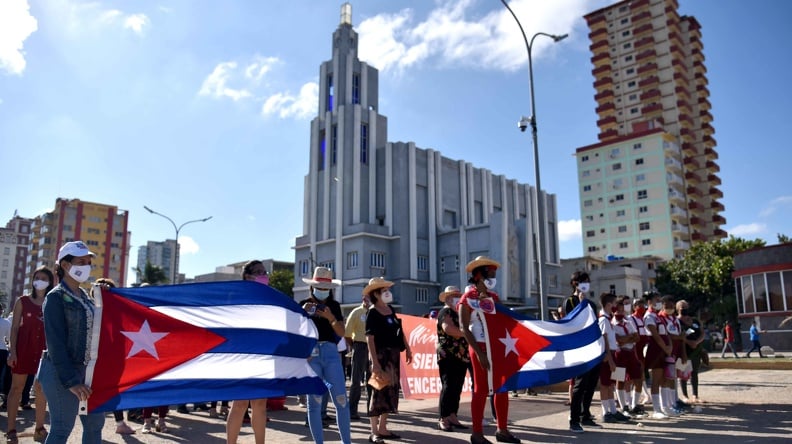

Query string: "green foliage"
[[268, 268, 294, 297], [656, 236, 765, 324], [133, 261, 170, 285], [778, 233, 791, 244]]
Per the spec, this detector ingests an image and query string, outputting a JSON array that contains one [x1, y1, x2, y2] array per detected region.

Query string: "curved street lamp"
[[500, 0, 568, 320], [143, 206, 212, 284]]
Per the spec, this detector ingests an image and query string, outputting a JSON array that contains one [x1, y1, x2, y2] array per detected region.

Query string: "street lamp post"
[[143, 206, 212, 284], [500, 0, 567, 320]]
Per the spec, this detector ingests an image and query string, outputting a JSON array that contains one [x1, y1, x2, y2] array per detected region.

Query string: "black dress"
[[365, 305, 403, 416]]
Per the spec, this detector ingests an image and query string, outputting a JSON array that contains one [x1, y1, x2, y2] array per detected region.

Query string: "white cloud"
[[0, 0, 38, 75], [123, 14, 150, 35], [558, 219, 582, 242], [244, 56, 280, 83], [759, 195, 792, 218], [729, 223, 767, 237], [261, 82, 318, 119], [178, 236, 200, 255], [357, 0, 594, 73], [198, 61, 253, 101]]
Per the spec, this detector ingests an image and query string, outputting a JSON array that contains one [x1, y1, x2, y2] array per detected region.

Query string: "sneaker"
[[675, 400, 690, 410], [601, 413, 617, 423], [650, 411, 668, 420], [630, 405, 647, 416], [581, 417, 601, 428], [176, 405, 190, 414], [142, 420, 154, 434], [612, 411, 631, 422], [569, 423, 585, 434]]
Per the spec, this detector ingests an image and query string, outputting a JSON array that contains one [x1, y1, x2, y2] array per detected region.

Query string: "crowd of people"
[[0, 240, 749, 443]]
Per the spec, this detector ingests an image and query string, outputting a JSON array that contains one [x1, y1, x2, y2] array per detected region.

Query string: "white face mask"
[[449, 297, 459, 309], [380, 290, 393, 304], [623, 304, 632, 313], [654, 302, 663, 310], [313, 288, 330, 300], [484, 278, 497, 290], [32, 280, 50, 291], [68, 264, 92, 283], [577, 282, 590, 293]]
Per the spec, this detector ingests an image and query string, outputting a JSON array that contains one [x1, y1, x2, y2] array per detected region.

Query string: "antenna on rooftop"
[[340, 2, 352, 26]]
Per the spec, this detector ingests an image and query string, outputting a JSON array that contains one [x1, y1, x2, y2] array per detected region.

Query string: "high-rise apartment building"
[[293, 4, 562, 316], [0, 214, 33, 308], [136, 239, 178, 284], [576, 0, 725, 260], [27, 198, 131, 286]]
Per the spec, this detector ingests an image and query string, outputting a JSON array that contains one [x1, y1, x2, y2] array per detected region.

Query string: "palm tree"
[[133, 261, 169, 286]]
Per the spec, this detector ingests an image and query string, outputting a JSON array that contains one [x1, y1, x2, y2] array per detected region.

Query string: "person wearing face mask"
[[677, 300, 704, 404], [300, 267, 352, 444], [435, 286, 469, 432], [38, 241, 105, 443], [642, 291, 672, 419], [345, 293, 372, 420], [659, 296, 685, 416], [459, 256, 521, 444], [363, 277, 412, 443], [566, 271, 601, 434], [630, 296, 651, 407], [6, 266, 53, 443], [225, 260, 270, 444], [612, 296, 643, 417]]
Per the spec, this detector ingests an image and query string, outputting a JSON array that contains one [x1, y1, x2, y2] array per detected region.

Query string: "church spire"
[[340, 3, 352, 26]]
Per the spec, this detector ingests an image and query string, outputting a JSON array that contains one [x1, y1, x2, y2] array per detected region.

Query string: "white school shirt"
[[613, 316, 637, 350], [644, 309, 667, 335], [599, 311, 618, 351]]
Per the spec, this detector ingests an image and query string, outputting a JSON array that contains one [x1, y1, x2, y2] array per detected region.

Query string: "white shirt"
[[629, 313, 647, 336], [0, 317, 11, 351], [599, 311, 618, 351], [644, 310, 666, 335], [613, 316, 637, 350]]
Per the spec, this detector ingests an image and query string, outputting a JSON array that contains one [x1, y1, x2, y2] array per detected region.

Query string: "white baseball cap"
[[57, 241, 96, 262]]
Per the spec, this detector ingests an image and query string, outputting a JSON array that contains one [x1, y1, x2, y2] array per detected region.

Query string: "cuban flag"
[[85, 281, 325, 413], [483, 299, 604, 394]]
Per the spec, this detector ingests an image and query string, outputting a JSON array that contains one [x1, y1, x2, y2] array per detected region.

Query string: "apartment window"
[[613, 163, 622, 171], [585, 215, 594, 221], [2, 247, 8, 255], [318, 129, 326, 170], [636, 173, 646, 182], [642, 239, 652, 246], [628, 81, 636, 87], [616, 210, 626, 217], [326, 74, 333, 111], [416, 288, 429, 304], [582, 170, 590, 177], [628, 93, 637, 101], [300, 260, 310, 276], [352, 73, 361, 104], [637, 190, 648, 200], [635, 158, 644, 165], [360, 123, 369, 164], [626, 68, 635, 75], [618, 225, 627, 233], [331, 124, 338, 165], [584, 200, 593, 207], [619, 242, 629, 249], [633, 143, 642, 150], [370, 251, 386, 269], [625, 55, 633, 62], [347, 251, 359, 269], [583, 185, 592, 192], [640, 222, 651, 231], [630, 107, 639, 114], [417, 255, 428, 271], [320, 261, 335, 272], [622, 30, 631, 37], [639, 205, 648, 213], [586, 230, 596, 238], [620, 18, 629, 24], [588, 246, 598, 252], [623, 42, 632, 49], [613, 178, 623, 188], [610, 148, 620, 157], [581, 155, 589, 162], [619, 5, 628, 12], [615, 194, 624, 201]]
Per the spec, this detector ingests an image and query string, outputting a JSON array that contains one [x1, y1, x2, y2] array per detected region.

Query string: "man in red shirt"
[[720, 321, 739, 358]]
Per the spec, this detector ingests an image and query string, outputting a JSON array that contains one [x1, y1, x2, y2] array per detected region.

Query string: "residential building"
[[559, 255, 662, 309], [136, 239, 178, 284], [190, 259, 293, 283], [293, 4, 562, 316], [0, 214, 34, 309], [578, 0, 725, 261], [26, 198, 130, 287]]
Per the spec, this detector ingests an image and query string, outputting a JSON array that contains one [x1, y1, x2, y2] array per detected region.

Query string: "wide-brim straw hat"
[[363, 277, 393, 296], [301, 266, 341, 289], [465, 256, 501, 273], [438, 285, 461, 302]]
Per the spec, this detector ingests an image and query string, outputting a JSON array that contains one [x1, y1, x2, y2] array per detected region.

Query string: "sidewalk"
[[6, 367, 791, 443]]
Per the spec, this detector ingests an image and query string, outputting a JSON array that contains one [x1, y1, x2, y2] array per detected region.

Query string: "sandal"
[[156, 419, 168, 433], [5, 429, 17, 444], [33, 427, 48, 442]]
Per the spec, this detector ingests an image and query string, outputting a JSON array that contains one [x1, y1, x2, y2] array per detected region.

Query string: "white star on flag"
[[499, 329, 519, 357], [121, 320, 169, 359]]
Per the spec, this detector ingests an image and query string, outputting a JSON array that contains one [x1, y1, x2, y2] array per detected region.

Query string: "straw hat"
[[363, 277, 393, 296], [438, 285, 461, 302], [301, 266, 341, 289], [465, 256, 501, 273]]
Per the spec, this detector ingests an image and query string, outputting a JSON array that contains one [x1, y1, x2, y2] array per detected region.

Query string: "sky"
[[2, 0, 791, 286]]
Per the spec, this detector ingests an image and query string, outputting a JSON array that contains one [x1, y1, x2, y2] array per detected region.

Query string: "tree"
[[268, 268, 294, 297], [655, 236, 765, 324], [778, 233, 791, 244], [132, 261, 169, 286]]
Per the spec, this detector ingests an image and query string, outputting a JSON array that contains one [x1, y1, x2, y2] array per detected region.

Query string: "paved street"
[[6, 362, 792, 443]]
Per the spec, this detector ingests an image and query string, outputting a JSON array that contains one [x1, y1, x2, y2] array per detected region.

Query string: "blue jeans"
[[307, 342, 351, 444], [37, 358, 105, 444]]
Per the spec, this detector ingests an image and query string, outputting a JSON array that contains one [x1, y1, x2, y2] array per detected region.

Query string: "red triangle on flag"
[[486, 311, 551, 392], [88, 289, 226, 410]]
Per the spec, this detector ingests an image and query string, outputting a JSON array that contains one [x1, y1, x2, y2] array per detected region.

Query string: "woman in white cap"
[[38, 240, 106, 443], [363, 277, 412, 443], [458, 256, 521, 444], [6, 266, 53, 442], [300, 267, 352, 444], [436, 285, 469, 432]]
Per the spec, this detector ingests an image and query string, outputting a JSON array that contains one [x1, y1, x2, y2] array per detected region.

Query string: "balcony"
[[679, 113, 694, 128], [688, 201, 700, 210], [675, 85, 691, 99], [692, 47, 704, 63], [712, 200, 725, 212], [637, 63, 658, 76], [686, 186, 702, 197], [594, 89, 615, 102], [631, 0, 650, 9], [702, 122, 715, 136], [671, 223, 690, 235], [699, 97, 712, 110], [632, 10, 652, 25], [684, 157, 701, 169], [674, 240, 691, 250], [633, 23, 654, 39], [594, 76, 613, 90], [670, 44, 684, 59], [635, 36, 655, 51], [636, 49, 657, 62], [670, 206, 687, 220], [710, 187, 723, 198], [598, 129, 619, 141], [668, 189, 685, 203], [668, 31, 682, 46], [685, 171, 700, 184], [666, 157, 683, 171], [677, 99, 691, 112], [704, 147, 718, 161], [593, 64, 612, 78], [680, 127, 694, 142], [587, 14, 607, 30], [700, 110, 713, 123], [691, 232, 705, 241], [713, 214, 726, 225], [589, 27, 608, 41], [714, 228, 727, 238], [589, 39, 609, 52], [641, 103, 663, 115], [694, 71, 708, 86], [640, 89, 661, 101], [708, 173, 721, 186], [597, 115, 618, 129], [591, 52, 610, 68], [681, 142, 697, 156], [706, 160, 720, 172], [703, 134, 717, 147], [638, 75, 659, 89], [596, 102, 615, 114], [672, 58, 686, 74]]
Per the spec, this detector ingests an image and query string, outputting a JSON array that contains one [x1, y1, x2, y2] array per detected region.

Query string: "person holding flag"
[[458, 256, 521, 444]]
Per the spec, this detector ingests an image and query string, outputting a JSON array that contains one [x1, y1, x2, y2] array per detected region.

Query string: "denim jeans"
[[38, 358, 104, 444], [348, 341, 370, 416], [307, 342, 351, 444]]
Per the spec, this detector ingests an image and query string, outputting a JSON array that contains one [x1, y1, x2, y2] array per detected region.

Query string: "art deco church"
[[293, 4, 561, 316]]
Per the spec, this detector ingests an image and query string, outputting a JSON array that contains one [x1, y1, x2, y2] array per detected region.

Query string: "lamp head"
[[553, 33, 569, 42]]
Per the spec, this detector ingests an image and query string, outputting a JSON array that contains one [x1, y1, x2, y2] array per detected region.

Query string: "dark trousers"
[[680, 353, 702, 398], [348, 341, 370, 416], [0, 350, 8, 399], [570, 363, 600, 425], [438, 356, 467, 418], [746, 340, 764, 357]]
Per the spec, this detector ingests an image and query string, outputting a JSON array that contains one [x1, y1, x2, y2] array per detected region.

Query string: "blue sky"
[[2, 0, 791, 285]]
